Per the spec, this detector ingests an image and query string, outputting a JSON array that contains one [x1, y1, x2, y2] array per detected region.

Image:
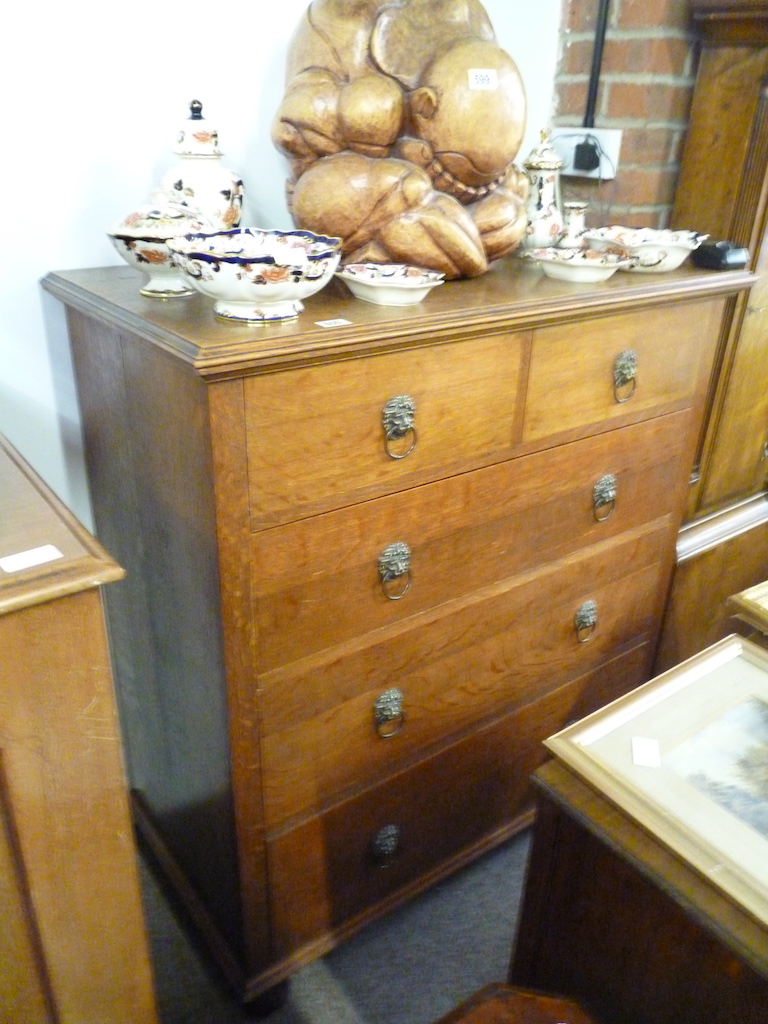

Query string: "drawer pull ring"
[[383, 395, 417, 459], [613, 349, 637, 403], [593, 474, 617, 521], [378, 542, 412, 600], [575, 600, 598, 643], [371, 824, 401, 865], [374, 688, 406, 737]]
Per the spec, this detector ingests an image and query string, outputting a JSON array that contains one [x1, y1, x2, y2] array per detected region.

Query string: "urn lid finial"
[[524, 128, 564, 172], [174, 99, 221, 156]]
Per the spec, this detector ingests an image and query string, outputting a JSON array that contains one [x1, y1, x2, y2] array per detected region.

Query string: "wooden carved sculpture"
[[272, 0, 528, 278]]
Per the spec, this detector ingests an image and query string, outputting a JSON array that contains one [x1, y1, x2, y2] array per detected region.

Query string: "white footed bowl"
[[527, 247, 632, 283], [108, 200, 212, 297], [582, 227, 707, 272], [336, 263, 445, 305], [167, 228, 342, 322]]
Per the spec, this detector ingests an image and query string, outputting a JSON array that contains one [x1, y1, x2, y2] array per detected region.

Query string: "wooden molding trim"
[[691, 1, 768, 45], [677, 491, 768, 561]]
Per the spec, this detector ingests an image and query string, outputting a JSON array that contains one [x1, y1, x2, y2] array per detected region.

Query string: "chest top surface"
[[0, 436, 123, 615], [42, 260, 755, 380]]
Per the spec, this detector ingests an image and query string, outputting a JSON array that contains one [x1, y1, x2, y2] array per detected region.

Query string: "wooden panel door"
[[672, 36, 768, 513]]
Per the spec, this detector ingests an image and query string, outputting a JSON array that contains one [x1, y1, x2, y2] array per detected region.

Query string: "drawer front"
[[266, 641, 652, 957], [523, 298, 723, 443], [252, 412, 689, 673], [243, 331, 524, 528], [259, 521, 671, 828]]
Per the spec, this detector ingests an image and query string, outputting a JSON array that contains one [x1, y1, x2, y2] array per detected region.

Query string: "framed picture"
[[729, 580, 768, 636], [545, 634, 768, 926]]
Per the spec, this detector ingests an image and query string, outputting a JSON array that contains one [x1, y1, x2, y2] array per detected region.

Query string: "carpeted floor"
[[139, 829, 532, 1024]]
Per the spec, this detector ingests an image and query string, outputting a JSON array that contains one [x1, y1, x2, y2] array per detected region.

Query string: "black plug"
[[574, 137, 601, 172], [691, 241, 750, 270]]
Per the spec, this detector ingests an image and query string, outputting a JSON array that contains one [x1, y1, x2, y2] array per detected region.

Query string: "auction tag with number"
[[0, 544, 64, 574], [315, 318, 352, 328], [468, 68, 498, 91]]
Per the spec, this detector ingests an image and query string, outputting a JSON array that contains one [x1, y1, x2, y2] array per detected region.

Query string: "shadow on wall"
[[39, 289, 93, 527]]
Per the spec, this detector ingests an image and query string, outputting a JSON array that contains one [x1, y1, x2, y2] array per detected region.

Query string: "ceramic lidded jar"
[[107, 192, 213, 296], [522, 129, 564, 249], [160, 100, 244, 230]]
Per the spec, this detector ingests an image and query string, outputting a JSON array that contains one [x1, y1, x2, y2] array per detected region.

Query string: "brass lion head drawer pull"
[[593, 473, 617, 521], [370, 823, 401, 866], [378, 541, 412, 600], [382, 395, 417, 459], [575, 599, 598, 643], [613, 349, 637, 403], [374, 687, 405, 738]]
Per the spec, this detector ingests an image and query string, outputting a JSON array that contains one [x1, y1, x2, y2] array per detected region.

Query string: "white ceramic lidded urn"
[[523, 129, 564, 249], [160, 100, 244, 230]]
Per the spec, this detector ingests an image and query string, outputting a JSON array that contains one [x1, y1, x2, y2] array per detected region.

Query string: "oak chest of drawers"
[[0, 434, 157, 1023], [43, 258, 753, 1002]]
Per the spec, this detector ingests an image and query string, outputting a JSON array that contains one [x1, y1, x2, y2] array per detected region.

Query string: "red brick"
[[610, 206, 670, 229], [607, 210, 649, 228], [563, 0, 602, 33], [601, 35, 693, 76], [555, 80, 591, 119], [560, 38, 595, 76], [611, 166, 680, 206], [560, 179, 594, 202], [619, 126, 678, 164], [606, 81, 693, 122], [617, 0, 690, 31]]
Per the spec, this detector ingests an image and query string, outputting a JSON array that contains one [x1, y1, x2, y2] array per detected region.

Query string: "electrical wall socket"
[[550, 127, 623, 180]]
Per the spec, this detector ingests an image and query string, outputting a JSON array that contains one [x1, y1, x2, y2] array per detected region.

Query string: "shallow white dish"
[[582, 226, 707, 272], [336, 263, 445, 305], [526, 247, 633, 283], [167, 227, 341, 321]]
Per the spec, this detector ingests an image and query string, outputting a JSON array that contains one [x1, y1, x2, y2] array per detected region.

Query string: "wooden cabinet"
[[0, 435, 157, 1024], [509, 759, 768, 1024], [42, 258, 751, 1002], [658, 0, 768, 668]]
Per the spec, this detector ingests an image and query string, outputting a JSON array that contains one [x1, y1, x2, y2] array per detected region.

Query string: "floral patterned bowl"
[[582, 227, 707, 272], [525, 247, 633, 283], [336, 263, 445, 305], [108, 198, 212, 297], [166, 227, 342, 321]]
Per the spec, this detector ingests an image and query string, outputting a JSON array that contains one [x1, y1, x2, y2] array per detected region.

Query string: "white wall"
[[2, 0, 560, 526]]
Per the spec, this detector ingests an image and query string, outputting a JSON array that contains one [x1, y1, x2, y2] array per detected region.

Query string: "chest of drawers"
[[0, 435, 157, 1023], [43, 258, 752, 1003]]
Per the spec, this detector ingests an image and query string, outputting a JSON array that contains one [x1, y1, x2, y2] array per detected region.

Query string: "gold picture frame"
[[545, 634, 768, 926]]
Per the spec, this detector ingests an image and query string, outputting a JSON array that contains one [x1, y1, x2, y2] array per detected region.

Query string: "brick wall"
[[552, 0, 699, 228]]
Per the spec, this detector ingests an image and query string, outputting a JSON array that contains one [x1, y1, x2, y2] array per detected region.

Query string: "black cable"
[[584, 0, 611, 128]]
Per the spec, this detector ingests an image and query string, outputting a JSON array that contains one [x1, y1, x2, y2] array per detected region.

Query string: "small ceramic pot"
[[558, 201, 589, 248], [108, 196, 212, 296]]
